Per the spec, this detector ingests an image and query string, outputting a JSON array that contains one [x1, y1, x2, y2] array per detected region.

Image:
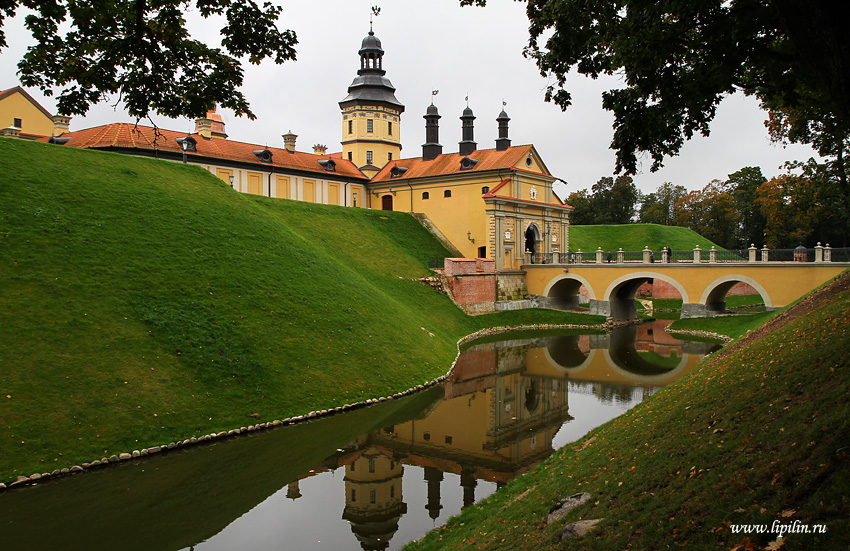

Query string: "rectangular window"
[[370, 490, 376, 504], [348, 151, 353, 162], [388, 121, 392, 135], [388, 152, 392, 161], [367, 119, 373, 133], [348, 120, 353, 134], [366, 151, 373, 164], [13, 118, 22, 128]]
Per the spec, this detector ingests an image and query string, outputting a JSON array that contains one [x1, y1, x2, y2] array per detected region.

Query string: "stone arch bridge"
[[523, 262, 849, 320]]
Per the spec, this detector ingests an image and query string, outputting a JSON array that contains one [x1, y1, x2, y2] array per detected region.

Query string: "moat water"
[[1, 320, 720, 551]]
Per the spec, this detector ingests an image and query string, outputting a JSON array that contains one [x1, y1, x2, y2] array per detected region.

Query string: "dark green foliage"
[[6, 0, 297, 119], [567, 175, 638, 224]]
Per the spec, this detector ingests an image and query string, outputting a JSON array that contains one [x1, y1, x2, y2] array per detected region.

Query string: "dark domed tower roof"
[[339, 30, 405, 113], [360, 31, 383, 54]]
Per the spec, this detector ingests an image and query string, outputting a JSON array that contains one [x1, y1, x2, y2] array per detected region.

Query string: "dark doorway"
[[525, 225, 537, 262], [478, 246, 486, 258], [382, 194, 393, 211]]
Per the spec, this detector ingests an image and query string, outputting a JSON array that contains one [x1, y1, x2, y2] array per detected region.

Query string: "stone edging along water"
[[0, 322, 604, 491]]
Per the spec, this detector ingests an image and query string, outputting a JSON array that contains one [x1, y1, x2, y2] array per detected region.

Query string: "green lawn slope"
[[569, 223, 722, 252], [406, 271, 850, 550], [0, 138, 603, 483]]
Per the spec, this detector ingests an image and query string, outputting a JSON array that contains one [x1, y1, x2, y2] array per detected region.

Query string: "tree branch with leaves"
[[2, 0, 297, 120]]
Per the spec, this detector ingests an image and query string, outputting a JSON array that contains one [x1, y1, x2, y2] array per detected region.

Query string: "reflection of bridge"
[[524, 262, 849, 319]]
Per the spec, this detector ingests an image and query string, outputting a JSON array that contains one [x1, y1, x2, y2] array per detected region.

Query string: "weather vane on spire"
[[370, 6, 381, 32], [431, 89, 439, 105]]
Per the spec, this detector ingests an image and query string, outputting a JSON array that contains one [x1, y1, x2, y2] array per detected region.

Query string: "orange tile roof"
[[370, 145, 544, 182], [51, 123, 368, 180]]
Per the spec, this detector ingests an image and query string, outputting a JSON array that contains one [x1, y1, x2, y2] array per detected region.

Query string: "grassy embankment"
[[569, 223, 721, 253], [406, 272, 850, 550], [0, 138, 603, 483]]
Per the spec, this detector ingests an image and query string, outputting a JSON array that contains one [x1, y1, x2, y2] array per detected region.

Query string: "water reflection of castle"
[[287, 323, 718, 550]]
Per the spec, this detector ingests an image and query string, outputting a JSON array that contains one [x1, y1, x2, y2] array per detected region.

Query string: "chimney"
[[52, 115, 71, 136], [282, 131, 298, 153], [313, 143, 327, 155], [458, 106, 477, 156], [422, 104, 442, 161], [495, 109, 511, 151], [195, 117, 213, 139]]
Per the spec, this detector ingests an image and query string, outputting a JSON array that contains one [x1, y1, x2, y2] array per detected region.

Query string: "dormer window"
[[252, 148, 273, 163], [460, 156, 479, 171], [318, 159, 336, 172], [176, 135, 197, 153], [390, 166, 408, 178]]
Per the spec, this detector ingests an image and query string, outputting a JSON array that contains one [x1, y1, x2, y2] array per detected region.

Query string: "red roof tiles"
[[370, 145, 541, 182], [53, 123, 368, 180]]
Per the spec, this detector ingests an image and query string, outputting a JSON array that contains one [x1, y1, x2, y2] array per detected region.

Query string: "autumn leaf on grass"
[[779, 509, 795, 518], [765, 537, 785, 550]]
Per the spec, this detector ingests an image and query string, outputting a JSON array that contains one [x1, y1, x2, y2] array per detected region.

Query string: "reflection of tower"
[[423, 466, 443, 520], [460, 467, 478, 509], [343, 447, 407, 551], [286, 480, 302, 500]]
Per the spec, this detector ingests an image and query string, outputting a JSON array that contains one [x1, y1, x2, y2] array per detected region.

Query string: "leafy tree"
[[462, 0, 850, 176], [724, 167, 768, 247], [2, 1, 297, 119], [673, 181, 739, 249], [756, 159, 850, 248], [591, 175, 639, 224], [565, 189, 594, 225], [639, 182, 687, 225]]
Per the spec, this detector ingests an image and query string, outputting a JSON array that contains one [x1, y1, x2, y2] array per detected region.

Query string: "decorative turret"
[[422, 103, 442, 161], [458, 106, 476, 156], [340, 27, 405, 174], [495, 109, 511, 151]]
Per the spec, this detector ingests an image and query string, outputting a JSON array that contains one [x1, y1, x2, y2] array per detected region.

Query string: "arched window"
[[482, 186, 490, 194], [444, 189, 452, 198], [422, 191, 430, 199]]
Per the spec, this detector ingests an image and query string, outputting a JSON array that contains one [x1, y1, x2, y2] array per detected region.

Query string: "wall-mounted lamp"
[[229, 175, 234, 188], [467, 231, 475, 243]]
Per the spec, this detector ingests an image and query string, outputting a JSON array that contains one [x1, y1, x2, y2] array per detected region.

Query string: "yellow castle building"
[[5, 28, 573, 271]]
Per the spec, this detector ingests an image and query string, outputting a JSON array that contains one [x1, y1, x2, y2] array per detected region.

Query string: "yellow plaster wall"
[[341, 105, 402, 169], [376, 179, 494, 258], [0, 91, 54, 136], [275, 175, 290, 199]]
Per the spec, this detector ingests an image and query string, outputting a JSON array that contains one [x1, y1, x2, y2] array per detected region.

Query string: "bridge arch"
[[542, 273, 596, 310], [603, 272, 690, 320], [543, 335, 597, 374], [700, 274, 773, 316]]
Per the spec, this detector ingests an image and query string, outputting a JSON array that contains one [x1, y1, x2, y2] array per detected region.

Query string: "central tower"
[[339, 28, 405, 177]]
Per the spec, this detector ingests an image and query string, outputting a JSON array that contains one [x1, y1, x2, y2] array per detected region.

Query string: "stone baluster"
[[642, 246, 652, 263], [596, 247, 604, 264], [815, 242, 823, 263], [825, 243, 832, 262], [617, 248, 624, 263], [748, 244, 757, 262], [693, 245, 701, 263], [709, 246, 717, 263], [761, 246, 769, 262]]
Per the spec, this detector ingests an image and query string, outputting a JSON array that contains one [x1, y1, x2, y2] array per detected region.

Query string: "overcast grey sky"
[[1, 0, 819, 195]]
